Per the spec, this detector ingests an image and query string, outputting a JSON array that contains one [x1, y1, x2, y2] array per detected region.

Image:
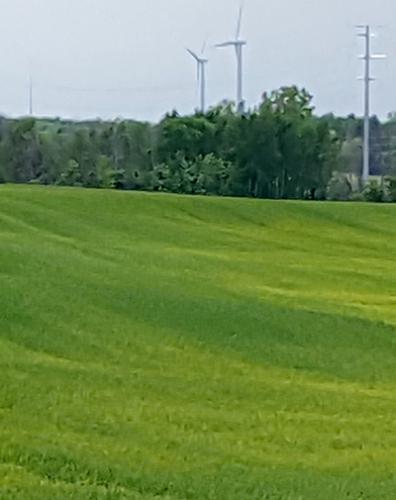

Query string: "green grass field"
[[1, 185, 396, 499]]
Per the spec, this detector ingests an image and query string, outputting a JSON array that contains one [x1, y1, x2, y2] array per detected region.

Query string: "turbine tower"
[[28, 75, 33, 116], [216, 5, 247, 114], [187, 45, 208, 113]]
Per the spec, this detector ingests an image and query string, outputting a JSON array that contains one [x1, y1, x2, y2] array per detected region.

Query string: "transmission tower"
[[356, 25, 386, 184]]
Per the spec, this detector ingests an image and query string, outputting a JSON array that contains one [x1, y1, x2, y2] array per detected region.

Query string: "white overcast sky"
[[0, 0, 394, 121]]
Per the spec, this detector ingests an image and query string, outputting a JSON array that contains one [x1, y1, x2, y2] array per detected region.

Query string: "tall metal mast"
[[357, 25, 386, 183]]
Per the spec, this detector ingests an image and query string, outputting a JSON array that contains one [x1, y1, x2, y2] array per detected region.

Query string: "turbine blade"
[[201, 39, 207, 55], [236, 4, 244, 40], [215, 41, 235, 48], [186, 48, 199, 61]]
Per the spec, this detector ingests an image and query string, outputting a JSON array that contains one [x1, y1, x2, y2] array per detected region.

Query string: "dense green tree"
[[2, 119, 41, 183], [0, 86, 393, 202]]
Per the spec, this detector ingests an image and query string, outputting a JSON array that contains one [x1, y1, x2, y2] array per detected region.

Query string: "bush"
[[363, 180, 384, 203], [385, 177, 396, 202], [314, 188, 327, 201], [152, 154, 231, 196], [97, 155, 125, 189], [326, 173, 352, 201], [57, 160, 82, 187], [350, 192, 365, 202]]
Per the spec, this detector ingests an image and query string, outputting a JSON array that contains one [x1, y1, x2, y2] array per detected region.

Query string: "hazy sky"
[[0, 0, 394, 121]]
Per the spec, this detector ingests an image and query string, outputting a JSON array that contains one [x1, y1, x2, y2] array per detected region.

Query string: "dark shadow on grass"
[[94, 282, 396, 384]]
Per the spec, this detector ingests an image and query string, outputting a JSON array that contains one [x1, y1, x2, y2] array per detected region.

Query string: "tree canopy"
[[1, 86, 395, 201]]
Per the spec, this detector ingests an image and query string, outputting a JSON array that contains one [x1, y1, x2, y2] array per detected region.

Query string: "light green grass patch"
[[1, 185, 396, 499]]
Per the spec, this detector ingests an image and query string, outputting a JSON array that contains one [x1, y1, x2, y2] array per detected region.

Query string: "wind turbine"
[[216, 5, 247, 114], [186, 43, 208, 113]]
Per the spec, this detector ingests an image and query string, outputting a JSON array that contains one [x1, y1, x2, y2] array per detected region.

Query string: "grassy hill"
[[1, 185, 396, 499]]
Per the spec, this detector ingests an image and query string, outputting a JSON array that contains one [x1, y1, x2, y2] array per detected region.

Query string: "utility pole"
[[356, 25, 386, 184]]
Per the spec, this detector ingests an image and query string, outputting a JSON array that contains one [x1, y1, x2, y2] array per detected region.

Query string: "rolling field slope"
[[1, 185, 396, 499]]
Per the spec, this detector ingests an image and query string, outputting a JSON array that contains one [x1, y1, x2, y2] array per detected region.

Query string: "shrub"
[[385, 177, 396, 202], [326, 173, 352, 201], [57, 159, 82, 187], [97, 155, 125, 189], [350, 192, 365, 202], [363, 180, 384, 203]]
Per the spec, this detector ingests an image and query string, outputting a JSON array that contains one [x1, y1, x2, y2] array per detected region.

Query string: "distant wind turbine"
[[216, 5, 247, 113], [186, 43, 208, 113]]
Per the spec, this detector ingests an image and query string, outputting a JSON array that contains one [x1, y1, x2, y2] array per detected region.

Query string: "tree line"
[[1, 86, 396, 201]]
